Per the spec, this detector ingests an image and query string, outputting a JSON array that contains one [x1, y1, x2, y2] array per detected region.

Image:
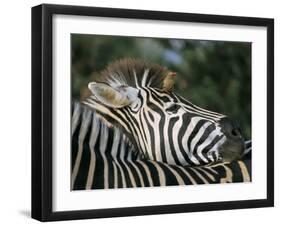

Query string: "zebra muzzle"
[[219, 117, 245, 162]]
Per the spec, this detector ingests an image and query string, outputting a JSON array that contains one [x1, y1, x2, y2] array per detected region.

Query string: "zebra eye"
[[147, 102, 159, 110], [166, 104, 180, 113]]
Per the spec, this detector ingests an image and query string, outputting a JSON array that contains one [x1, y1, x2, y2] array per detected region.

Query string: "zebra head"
[[84, 59, 244, 166]]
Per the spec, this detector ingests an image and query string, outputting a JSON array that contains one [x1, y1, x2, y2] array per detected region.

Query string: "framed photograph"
[[31, 4, 274, 221]]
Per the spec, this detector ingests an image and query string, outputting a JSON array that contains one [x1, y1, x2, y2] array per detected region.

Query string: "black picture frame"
[[31, 3, 274, 222]]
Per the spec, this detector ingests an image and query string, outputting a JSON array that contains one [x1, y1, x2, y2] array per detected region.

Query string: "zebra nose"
[[219, 117, 244, 162], [219, 117, 242, 139]]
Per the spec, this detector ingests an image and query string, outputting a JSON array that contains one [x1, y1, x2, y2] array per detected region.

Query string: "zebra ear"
[[88, 82, 139, 108]]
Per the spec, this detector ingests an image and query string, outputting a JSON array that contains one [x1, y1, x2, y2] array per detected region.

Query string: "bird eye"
[[166, 104, 180, 113]]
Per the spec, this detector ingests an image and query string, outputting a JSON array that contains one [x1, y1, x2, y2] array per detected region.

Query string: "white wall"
[[0, 0, 279, 225]]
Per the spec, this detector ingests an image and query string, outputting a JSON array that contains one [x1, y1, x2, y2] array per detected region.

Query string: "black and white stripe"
[[72, 102, 251, 190], [83, 59, 244, 166]]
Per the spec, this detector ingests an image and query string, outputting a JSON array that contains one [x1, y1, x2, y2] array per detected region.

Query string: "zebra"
[[83, 58, 245, 166], [71, 102, 251, 190]]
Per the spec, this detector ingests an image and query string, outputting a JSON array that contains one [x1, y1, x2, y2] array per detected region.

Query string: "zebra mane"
[[92, 58, 170, 88]]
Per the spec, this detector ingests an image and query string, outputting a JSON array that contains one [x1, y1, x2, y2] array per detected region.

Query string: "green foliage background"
[[72, 34, 251, 139]]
